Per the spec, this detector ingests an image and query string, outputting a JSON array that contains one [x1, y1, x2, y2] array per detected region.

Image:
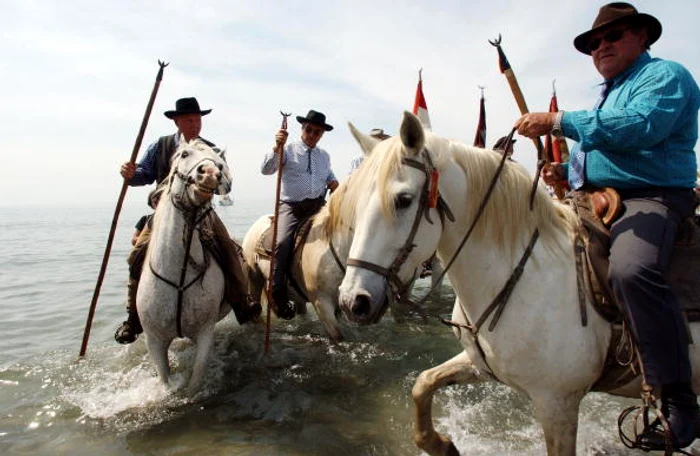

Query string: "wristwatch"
[[551, 111, 565, 138]]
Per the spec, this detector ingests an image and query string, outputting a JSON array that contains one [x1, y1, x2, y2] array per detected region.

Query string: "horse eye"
[[181, 150, 189, 158], [395, 193, 413, 210]]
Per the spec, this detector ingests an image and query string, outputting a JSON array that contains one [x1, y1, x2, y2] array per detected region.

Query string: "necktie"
[[307, 148, 313, 174], [568, 81, 613, 190]]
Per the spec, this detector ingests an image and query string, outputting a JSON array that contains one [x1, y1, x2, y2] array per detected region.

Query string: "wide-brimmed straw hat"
[[296, 110, 333, 131], [164, 97, 212, 119], [573, 2, 662, 55]]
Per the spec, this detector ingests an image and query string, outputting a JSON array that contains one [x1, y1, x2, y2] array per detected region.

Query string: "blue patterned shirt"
[[261, 141, 337, 202], [560, 52, 699, 189]]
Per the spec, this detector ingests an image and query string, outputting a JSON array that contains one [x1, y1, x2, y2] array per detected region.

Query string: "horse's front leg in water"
[[530, 390, 583, 456], [412, 350, 485, 456], [188, 325, 215, 392], [146, 335, 172, 387]]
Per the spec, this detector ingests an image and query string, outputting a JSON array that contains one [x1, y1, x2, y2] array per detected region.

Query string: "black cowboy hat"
[[493, 136, 516, 150], [369, 128, 391, 140], [164, 97, 212, 119], [574, 2, 662, 55], [296, 109, 333, 131]]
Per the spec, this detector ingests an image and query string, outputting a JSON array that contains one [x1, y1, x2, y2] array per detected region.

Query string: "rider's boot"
[[231, 293, 263, 324], [640, 382, 700, 450], [114, 277, 143, 344], [271, 279, 295, 320]]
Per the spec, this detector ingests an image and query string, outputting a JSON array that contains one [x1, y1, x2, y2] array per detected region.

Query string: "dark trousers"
[[609, 188, 695, 387], [272, 196, 325, 292]]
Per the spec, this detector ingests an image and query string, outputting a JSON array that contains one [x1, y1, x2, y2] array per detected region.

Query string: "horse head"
[[167, 136, 232, 208], [339, 111, 447, 324]]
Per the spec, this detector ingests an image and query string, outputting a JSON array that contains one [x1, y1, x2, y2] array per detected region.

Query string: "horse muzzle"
[[338, 272, 389, 325]]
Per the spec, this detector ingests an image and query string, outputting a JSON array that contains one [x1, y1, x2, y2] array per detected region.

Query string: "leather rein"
[[346, 131, 541, 337]]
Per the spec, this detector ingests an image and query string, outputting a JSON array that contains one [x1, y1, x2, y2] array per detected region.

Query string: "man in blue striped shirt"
[[261, 109, 339, 319], [516, 3, 700, 450]]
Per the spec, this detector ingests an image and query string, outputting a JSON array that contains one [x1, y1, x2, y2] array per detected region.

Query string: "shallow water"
[[0, 201, 683, 455]]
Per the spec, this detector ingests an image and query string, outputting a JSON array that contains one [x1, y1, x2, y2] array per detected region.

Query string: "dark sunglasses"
[[588, 28, 627, 52], [304, 125, 324, 136]]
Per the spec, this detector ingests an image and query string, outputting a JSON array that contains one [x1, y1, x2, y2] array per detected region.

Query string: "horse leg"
[[412, 350, 484, 456], [530, 390, 583, 456], [146, 335, 171, 387], [188, 325, 215, 392], [314, 296, 343, 342]]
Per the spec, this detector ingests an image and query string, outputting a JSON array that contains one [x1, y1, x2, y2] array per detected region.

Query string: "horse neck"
[[149, 196, 207, 266]]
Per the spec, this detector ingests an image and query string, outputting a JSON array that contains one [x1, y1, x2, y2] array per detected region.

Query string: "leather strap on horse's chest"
[[148, 207, 213, 338]]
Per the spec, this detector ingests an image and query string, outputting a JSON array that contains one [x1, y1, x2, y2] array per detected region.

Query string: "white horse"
[[241, 129, 384, 341], [337, 112, 700, 455], [137, 137, 232, 392]]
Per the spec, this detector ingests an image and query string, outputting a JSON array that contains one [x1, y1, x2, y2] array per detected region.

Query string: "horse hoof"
[[272, 301, 296, 320]]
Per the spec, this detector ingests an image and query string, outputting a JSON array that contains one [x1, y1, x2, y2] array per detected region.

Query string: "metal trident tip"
[[157, 60, 169, 68], [280, 111, 291, 117], [488, 34, 502, 47]]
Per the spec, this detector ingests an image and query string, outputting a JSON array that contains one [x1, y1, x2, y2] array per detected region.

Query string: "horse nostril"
[[352, 295, 371, 317], [197, 164, 205, 174]]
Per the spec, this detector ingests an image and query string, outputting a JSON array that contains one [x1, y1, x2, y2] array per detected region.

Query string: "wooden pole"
[[489, 35, 565, 200], [264, 111, 291, 354], [78, 60, 168, 358]]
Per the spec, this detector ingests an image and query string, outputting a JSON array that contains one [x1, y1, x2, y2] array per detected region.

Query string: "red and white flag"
[[473, 88, 486, 147], [412, 70, 432, 130]]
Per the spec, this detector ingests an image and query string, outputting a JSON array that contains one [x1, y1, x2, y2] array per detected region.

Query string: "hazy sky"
[[3, 0, 699, 208]]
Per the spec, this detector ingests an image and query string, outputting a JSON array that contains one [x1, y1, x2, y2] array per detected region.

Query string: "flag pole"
[[264, 111, 291, 355], [489, 35, 565, 201], [78, 60, 168, 358]]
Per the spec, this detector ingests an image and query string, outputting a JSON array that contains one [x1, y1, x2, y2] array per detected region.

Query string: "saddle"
[[566, 188, 700, 391], [254, 216, 315, 300]]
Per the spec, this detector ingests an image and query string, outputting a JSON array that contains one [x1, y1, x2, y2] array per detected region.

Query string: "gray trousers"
[[272, 196, 325, 292], [609, 187, 695, 387]]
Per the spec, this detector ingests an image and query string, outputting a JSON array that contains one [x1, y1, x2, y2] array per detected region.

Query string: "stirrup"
[[114, 321, 139, 345], [618, 387, 693, 455]]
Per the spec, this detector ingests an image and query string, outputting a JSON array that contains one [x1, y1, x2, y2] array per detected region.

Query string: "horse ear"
[[400, 111, 425, 155], [213, 146, 226, 160], [348, 122, 380, 157], [178, 133, 188, 145]]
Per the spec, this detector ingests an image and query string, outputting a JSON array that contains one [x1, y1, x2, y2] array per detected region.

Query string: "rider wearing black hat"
[[116, 97, 261, 344], [261, 109, 339, 319]]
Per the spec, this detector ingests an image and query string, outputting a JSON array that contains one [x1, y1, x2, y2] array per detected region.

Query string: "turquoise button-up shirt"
[[561, 52, 700, 189]]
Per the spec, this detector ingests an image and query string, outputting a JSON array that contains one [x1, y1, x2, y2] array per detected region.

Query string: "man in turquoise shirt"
[[516, 3, 700, 451]]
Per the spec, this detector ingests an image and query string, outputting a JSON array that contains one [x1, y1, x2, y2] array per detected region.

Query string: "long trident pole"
[[264, 111, 291, 355], [489, 35, 565, 201], [78, 60, 168, 358]]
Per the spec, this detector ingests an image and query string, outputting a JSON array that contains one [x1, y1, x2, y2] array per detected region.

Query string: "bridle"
[[147, 148, 227, 337], [345, 131, 541, 337], [346, 148, 455, 301]]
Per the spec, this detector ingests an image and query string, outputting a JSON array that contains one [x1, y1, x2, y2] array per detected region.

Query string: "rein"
[[364, 130, 540, 338]]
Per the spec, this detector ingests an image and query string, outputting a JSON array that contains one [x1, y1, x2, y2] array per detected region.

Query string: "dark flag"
[[473, 87, 486, 147]]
